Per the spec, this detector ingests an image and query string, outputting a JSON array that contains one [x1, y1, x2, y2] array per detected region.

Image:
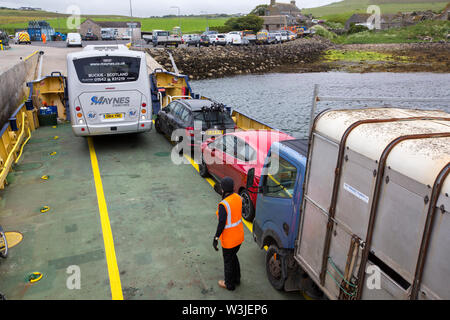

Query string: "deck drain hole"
[[27, 272, 43, 283]]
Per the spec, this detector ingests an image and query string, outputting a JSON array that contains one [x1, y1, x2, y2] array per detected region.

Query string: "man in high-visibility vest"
[[213, 177, 245, 290], [42, 33, 46, 44]]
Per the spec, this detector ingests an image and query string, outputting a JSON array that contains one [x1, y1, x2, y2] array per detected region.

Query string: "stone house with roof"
[[262, 1, 303, 31], [79, 19, 142, 40], [265, 0, 301, 16]]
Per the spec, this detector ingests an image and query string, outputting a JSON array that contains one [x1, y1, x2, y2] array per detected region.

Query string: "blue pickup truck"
[[246, 139, 322, 297]]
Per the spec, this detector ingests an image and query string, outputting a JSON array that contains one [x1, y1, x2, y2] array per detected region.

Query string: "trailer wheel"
[[266, 245, 285, 290]]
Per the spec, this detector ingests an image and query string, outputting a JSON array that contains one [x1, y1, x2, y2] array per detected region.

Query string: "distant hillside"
[[0, 8, 227, 34], [370, 0, 448, 4], [303, 0, 449, 18]]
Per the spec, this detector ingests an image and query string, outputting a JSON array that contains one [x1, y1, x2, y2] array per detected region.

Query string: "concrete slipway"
[[0, 44, 301, 300]]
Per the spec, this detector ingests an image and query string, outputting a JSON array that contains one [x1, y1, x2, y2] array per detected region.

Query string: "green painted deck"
[[0, 123, 301, 300]]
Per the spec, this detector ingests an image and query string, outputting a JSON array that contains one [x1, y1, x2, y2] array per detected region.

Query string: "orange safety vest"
[[216, 193, 245, 249]]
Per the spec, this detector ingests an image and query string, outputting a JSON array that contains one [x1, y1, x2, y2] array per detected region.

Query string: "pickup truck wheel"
[[240, 189, 255, 222], [266, 245, 285, 290]]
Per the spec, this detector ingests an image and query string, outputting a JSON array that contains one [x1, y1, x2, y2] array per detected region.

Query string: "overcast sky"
[[0, 0, 341, 16]]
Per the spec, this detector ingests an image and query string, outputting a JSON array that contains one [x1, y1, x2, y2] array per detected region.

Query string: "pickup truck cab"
[[249, 139, 309, 291], [152, 30, 181, 47]]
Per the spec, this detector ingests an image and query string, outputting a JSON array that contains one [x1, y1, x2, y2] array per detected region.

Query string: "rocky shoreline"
[[146, 37, 332, 79], [146, 37, 450, 79]]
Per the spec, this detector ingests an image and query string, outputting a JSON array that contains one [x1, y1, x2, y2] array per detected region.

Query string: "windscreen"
[[73, 56, 141, 83], [193, 110, 235, 128]]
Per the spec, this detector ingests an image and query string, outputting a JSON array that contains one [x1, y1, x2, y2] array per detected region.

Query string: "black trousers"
[[222, 244, 241, 290]]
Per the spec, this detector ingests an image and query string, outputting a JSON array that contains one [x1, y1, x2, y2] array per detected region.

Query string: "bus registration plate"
[[206, 130, 223, 135], [104, 113, 123, 119]]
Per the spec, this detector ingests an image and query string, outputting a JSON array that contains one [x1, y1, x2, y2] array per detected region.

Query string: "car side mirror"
[[246, 168, 255, 190]]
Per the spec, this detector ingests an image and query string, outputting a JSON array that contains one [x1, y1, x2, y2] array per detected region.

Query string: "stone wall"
[[147, 37, 331, 80]]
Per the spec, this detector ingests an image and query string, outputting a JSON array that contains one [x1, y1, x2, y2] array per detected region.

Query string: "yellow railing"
[[0, 103, 38, 189], [231, 110, 274, 131]]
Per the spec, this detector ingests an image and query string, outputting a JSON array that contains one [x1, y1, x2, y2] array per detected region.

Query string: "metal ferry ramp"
[[0, 47, 300, 300]]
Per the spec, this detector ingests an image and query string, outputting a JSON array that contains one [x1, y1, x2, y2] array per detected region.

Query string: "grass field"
[[0, 9, 227, 34], [334, 20, 450, 44], [303, 0, 449, 22]]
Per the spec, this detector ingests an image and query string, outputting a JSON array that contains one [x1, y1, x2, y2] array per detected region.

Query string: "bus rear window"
[[73, 56, 141, 83]]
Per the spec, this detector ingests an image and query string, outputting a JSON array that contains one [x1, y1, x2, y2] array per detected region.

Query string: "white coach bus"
[[67, 45, 152, 136]]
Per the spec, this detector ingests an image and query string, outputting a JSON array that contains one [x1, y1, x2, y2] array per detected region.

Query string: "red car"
[[199, 130, 294, 221]]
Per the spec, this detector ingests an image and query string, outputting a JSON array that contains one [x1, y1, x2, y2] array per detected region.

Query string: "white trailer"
[[295, 106, 450, 300]]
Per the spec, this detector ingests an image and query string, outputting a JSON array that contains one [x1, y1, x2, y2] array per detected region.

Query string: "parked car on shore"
[[66, 33, 82, 47], [279, 30, 289, 42], [14, 31, 31, 44], [199, 130, 293, 221], [287, 30, 297, 40], [152, 30, 182, 47], [266, 33, 279, 44], [199, 35, 211, 47], [203, 30, 218, 43], [256, 31, 268, 44], [186, 35, 202, 47], [269, 32, 282, 43], [226, 32, 249, 45], [155, 100, 236, 154], [212, 34, 227, 46], [83, 32, 98, 41], [242, 30, 257, 45]]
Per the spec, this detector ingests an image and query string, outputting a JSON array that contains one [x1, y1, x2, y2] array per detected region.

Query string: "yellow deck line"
[[88, 137, 123, 300], [24, 50, 39, 61]]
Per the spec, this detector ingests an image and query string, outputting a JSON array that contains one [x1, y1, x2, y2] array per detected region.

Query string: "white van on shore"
[[66, 33, 82, 47]]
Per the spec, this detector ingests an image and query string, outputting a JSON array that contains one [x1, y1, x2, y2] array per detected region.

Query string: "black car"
[[83, 32, 98, 41], [199, 35, 210, 47], [155, 99, 236, 154]]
